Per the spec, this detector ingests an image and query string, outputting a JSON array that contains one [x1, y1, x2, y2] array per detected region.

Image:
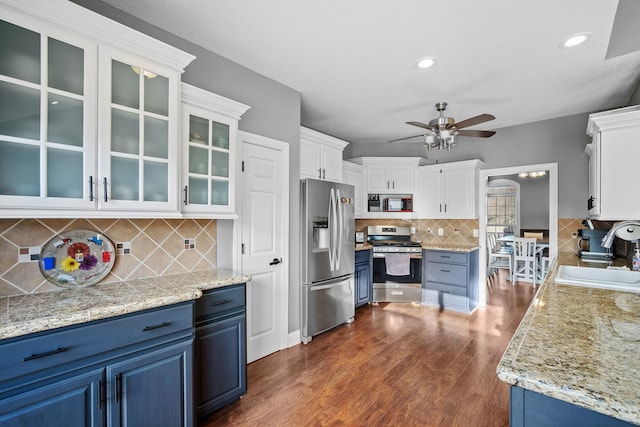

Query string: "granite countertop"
[[421, 243, 480, 252], [355, 243, 373, 251], [0, 269, 251, 341], [497, 254, 640, 425], [355, 243, 479, 252]]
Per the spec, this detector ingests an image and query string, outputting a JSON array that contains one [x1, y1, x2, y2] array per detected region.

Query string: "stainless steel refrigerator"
[[300, 178, 355, 344]]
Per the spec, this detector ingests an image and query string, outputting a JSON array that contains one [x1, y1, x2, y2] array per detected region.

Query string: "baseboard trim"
[[288, 330, 301, 347]]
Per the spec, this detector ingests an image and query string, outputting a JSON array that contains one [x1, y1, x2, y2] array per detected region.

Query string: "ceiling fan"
[[390, 102, 496, 150]]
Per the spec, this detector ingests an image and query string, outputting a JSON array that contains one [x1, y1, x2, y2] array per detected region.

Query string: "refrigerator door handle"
[[328, 187, 336, 271], [335, 188, 343, 270]]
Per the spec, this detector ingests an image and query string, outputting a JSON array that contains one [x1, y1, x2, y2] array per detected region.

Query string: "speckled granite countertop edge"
[[421, 244, 479, 252], [0, 269, 251, 341], [497, 254, 640, 425]]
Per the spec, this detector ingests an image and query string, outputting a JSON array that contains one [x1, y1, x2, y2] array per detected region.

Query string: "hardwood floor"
[[202, 270, 536, 426]]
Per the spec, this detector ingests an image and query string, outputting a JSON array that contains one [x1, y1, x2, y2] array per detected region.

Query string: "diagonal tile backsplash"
[[0, 218, 217, 297]]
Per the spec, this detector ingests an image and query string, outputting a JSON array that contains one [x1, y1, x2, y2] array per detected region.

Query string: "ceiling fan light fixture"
[[561, 33, 591, 48], [415, 57, 437, 69]]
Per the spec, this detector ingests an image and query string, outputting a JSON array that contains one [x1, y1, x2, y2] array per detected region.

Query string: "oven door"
[[372, 253, 422, 284]]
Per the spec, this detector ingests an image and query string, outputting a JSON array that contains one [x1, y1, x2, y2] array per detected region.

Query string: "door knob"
[[269, 258, 282, 266]]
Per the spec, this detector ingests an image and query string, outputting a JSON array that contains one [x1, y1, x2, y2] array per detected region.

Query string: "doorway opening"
[[478, 163, 558, 307]]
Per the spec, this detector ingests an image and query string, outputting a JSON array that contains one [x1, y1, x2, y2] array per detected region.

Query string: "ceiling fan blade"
[[406, 121, 435, 131], [451, 113, 496, 130], [457, 129, 496, 138], [388, 134, 426, 143]]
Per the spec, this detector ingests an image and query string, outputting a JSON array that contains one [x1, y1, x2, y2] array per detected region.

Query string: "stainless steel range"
[[367, 226, 422, 303]]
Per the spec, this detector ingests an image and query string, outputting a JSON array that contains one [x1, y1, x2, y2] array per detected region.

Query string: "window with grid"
[[487, 193, 516, 234]]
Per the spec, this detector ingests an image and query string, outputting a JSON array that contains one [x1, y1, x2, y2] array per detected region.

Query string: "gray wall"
[[345, 112, 592, 218], [71, 0, 303, 334], [520, 175, 550, 229]]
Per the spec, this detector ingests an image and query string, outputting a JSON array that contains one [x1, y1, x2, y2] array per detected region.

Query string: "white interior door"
[[239, 132, 289, 363]]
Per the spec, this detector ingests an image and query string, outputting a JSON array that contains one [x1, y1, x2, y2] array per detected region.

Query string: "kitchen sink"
[[554, 265, 640, 292]]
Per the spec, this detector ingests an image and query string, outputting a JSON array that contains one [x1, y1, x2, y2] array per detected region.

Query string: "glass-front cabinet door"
[[182, 106, 235, 214], [97, 48, 180, 212], [181, 84, 249, 217], [0, 17, 97, 210]]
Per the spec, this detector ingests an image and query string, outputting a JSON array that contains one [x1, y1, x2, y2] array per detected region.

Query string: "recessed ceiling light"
[[561, 33, 591, 48], [416, 57, 437, 69]]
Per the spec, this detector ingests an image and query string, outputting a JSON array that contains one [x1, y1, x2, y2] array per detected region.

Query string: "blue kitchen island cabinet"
[[195, 283, 247, 419], [0, 302, 194, 427], [355, 249, 373, 307], [422, 248, 479, 313], [510, 386, 636, 427]]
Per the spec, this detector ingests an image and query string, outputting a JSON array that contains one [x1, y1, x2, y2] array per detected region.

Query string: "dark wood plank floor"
[[202, 270, 536, 426]]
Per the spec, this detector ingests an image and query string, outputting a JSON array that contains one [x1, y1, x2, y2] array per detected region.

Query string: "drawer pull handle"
[[440, 269, 450, 273], [142, 321, 171, 331], [211, 299, 232, 307], [441, 255, 451, 259], [23, 347, 69, 361]]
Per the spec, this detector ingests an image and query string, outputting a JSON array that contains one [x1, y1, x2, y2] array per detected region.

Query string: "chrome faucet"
[[601, 220, 640, 248]]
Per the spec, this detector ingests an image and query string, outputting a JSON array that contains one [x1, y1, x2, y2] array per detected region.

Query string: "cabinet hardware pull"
[[444, 203, 447, 212], [184, 185, 188, 205], [142, 321, 171, 331], [440, 269, 450, 273], [439, 204, 442, 213], [115, 374, 121, 403], [318, 168, 322, 179], [103, 177, 108, 202], [210, 299, 232, 306], [441, 255, 451, 258], [89, 176, 94, 201], [322, 168, 325, 179], [392, 181, 395, 189], [99, 379, 104, 410], [23, 347, 69, 361]]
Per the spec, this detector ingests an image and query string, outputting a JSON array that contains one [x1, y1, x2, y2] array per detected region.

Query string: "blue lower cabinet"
[[0, 368, 104, 427], [0, 302, 195, 427], [422, 249, 479, 313], [195, 284, 247, 419], [108, 340, 193, 427], [355, 249, 372, 307], [510, 386, 635, 427]]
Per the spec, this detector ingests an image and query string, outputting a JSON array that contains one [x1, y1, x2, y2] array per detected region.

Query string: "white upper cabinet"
[[352, 157, 427, 195], [0, 13, 97, 211], [181, 83, 250, 217], [97, 48, 182, 212], [342, 161, 365, 217], [366, 163, 416, 194], [586, 105, 640, 220], [0, 0, 194, 217], [415, 159, 484, 218], [300, 127, 349, 182]]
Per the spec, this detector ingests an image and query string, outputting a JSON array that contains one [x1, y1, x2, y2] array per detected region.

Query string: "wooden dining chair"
[[512, 237, 538, 287]]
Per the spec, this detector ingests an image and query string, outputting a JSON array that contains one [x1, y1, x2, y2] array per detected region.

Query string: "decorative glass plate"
[[39, 229, 116, 289]]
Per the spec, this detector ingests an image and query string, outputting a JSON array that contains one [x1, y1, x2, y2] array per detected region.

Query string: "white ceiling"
[[97, 0, 640, 145]]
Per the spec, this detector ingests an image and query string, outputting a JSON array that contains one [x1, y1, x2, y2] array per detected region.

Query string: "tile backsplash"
[[356, 217, 584, 254], [0, 218, 217, 297], [356, 218, 480, 246]]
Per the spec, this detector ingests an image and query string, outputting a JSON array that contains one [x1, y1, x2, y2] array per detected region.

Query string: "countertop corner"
[[497, 254, 640, 425]]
